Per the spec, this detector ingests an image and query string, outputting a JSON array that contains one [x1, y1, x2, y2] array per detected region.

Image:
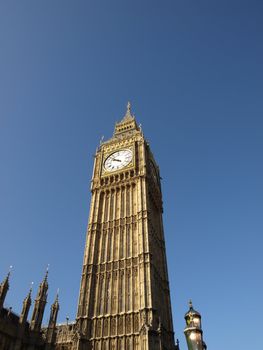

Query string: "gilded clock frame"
[[101, 145, 135, 176]]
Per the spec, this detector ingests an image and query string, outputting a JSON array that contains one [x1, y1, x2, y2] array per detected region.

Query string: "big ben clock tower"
[[75, 103, 178, 350]]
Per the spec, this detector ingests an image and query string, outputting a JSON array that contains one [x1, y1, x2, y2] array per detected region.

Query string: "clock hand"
[[112, 158, 121, 162]]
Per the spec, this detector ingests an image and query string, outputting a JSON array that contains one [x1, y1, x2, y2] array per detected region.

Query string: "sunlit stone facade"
[[71, 104, 178, 350]]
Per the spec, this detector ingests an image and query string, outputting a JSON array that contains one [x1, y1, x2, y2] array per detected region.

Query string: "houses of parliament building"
[[0, 104, 206, 350]]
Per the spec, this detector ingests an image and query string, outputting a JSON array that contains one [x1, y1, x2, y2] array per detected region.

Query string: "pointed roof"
[[184, 299, 201, 319], [52, 289, 59, 308], [2, 272, 10, 287], [121, 101, 134, 122], [21, 284, 32, 313], [25, 284, 33, 302], [48, 290, 60, 327], [40, 265, 49, 289], [1, 266, 12, 291], [36, 267, 49, 299], [114, 102, 140, 136]]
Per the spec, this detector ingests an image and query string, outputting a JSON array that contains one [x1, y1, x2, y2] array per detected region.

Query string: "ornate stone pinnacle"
[[127, 101, 131, 114], [25, 284, 32, 300], [55, 288, 59, 302], [45, 264, 50, 279], [5, 265, 13, 280]]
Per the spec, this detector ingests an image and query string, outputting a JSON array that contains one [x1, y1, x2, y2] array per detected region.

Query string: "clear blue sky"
[[0, 1, 262, 349]]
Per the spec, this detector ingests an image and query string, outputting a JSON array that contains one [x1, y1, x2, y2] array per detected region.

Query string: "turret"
[[19, 284, 32, 324], [45, 291, 59, 348], [184, 300, 207, 350], [30, 269, 48, 332], [14, 285, 33, 350], [0, 269, 11, 310], [48, 291, 59, 328], [114, 101, 140, 137]]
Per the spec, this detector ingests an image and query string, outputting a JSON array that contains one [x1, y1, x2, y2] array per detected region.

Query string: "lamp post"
[[184, 300, 207, 350]]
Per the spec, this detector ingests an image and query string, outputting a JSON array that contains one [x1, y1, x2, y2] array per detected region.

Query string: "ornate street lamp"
[[184, 300, 207, 350]]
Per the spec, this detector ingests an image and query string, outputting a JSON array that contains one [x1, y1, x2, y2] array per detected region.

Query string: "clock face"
[[104, 149, 133, 172]]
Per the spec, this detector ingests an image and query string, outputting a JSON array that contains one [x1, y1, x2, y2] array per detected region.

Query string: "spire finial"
[[40, 265, 49, 287], [2, 266, 12, 284], [7, 265, 13, 278], [24, 282, 33, 302], [189, 299, 193, 309], [45, 264, 49, 280], [125, 101, 132, 117], [55, 288, 59, 301]]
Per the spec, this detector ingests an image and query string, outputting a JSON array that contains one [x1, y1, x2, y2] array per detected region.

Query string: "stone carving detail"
[[126, 315, 131, 333], [90, 321, 94, 338], [82, 319, 87, 334], [96, 319, 101, 337], [134, 313, 139, 332], [135, 337, 139, 350], [111, 317, 116, 335], [111, 338, 116, 350], [141, 310, 147, 324], [103, 318, 108, 336], [102, 340, 107, 350], [118, 315, 124, 334]]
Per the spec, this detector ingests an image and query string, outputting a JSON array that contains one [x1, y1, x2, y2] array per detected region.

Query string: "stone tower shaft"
[[76, 104, 177, 350]]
